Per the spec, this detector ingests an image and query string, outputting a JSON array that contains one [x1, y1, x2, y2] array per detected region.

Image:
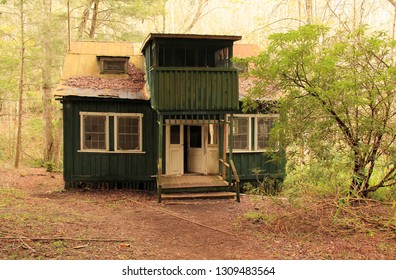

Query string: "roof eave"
[[141, 33, 242, 53]]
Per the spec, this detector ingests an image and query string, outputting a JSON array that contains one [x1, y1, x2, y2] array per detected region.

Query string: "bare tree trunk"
[[393, 7, 396, 40], [77, 0, 94, 39], [67, 0, 71, 50], [162, 13, 166, 33], [42, 0, 54, 168], [53, 112, 63, 170], [15, 0, 25, 169], [305, 0, 313, 24], [89, 0, 99, 39], [298, 0, 302, 26], [352, 0, 356, 31]]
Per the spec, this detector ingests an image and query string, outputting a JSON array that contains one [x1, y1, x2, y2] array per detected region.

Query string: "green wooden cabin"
[[56, 42, 157, 189], [56, 37, 284, 193]]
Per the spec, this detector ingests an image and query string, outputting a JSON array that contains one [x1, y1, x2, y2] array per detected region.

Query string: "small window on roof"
[[98, 56, 129, 74]]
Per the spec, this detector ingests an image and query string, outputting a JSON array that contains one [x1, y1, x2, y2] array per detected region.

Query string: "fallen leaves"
[[65, 63, 145, 91]]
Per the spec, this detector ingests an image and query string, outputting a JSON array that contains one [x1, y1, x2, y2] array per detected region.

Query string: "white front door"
[[205, 124, 219, 174], [187, 125, 204, 173], [166, 123, 220, 175], [166, 125, 184, 175], [186, 124, 219, 174]]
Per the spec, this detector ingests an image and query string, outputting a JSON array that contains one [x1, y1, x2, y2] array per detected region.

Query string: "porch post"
[[228, 114, 233, 185], [157, 113, 163, 203], [222, 119, 227, 179]]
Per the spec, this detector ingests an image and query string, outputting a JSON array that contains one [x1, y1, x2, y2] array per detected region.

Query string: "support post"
[[228, 114, 233, 187], [230, 160, 240, 203], [157, 113, 163, 203], [222, 120, 227, 179]]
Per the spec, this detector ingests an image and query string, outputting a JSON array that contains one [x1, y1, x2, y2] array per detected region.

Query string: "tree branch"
[[370, 164, 396, 191]]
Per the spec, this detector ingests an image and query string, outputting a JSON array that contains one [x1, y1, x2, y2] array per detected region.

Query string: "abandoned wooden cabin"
[[56, 34, 285, 201]]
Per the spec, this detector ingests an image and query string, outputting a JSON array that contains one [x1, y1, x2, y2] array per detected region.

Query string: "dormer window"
[[97, 56, 129, 74]]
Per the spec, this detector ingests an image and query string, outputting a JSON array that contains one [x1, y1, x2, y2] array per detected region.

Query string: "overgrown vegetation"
[[242, 24, 396, 199]]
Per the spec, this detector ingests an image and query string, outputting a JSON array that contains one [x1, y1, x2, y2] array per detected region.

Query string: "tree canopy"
[[243, 24, 396, 198]]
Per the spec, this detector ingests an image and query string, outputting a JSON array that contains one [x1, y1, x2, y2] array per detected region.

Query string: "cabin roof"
[[141, 33, 242, 52], [56, 41, 148, 100], [56, 40, 265, 101], [233, 43, 260, 58], [233, 44, 281, 101]]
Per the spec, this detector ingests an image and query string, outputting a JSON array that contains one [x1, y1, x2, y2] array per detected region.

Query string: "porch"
[[156, 112, 240, 202]]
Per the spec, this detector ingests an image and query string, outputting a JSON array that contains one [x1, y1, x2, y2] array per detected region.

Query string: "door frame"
[[165, 120, 220, 175]]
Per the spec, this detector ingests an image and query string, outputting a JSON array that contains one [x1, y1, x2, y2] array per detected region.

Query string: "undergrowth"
[[242, 165, 396, 236]]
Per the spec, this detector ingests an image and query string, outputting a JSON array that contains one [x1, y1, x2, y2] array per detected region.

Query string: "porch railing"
[[219, 158, 241, 203], [149, 67, 239, 111]]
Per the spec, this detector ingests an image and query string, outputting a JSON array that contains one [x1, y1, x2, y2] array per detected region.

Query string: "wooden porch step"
[[162, 185, 229, 193], [161, 191, 236, 200], [160, 175, 229, 194]]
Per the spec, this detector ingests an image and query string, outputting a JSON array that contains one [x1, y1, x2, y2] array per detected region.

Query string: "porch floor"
[[160, 174, 228, 190]]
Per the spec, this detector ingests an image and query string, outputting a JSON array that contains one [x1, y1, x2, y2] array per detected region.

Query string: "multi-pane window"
[[256, 117, 275, 150], [228, 114, 277, 152], [82, 114, 108, 150], [232, 117, 250, 150], [116, 115, 141, 151], [80, 112, 143, 153]]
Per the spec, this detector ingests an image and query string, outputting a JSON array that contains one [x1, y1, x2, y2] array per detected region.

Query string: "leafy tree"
[[1, 0, 66, 167], [243, 24, 396, 198]]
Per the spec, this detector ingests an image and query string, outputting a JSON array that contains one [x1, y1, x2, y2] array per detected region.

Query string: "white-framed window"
[[255, 116, 276, 151], [80, 112, 109, 151], [115, 113, 143, 152], [79, 112, 143, 153], [227, 114, 277, 152], [231, 116, 251, 151]]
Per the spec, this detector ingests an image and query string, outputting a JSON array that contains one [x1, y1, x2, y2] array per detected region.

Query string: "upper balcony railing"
[[148, 67, 239, 112]]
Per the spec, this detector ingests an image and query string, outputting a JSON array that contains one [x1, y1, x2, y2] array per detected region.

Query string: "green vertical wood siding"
[[149, 67, 239, 111], [62, 97, 157, 187], [226, 153, 285, 181], [218, 117, 285, 185]]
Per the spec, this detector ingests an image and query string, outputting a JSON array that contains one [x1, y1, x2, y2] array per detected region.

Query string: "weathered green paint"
[[226, 152, 285, 181], [60, 35, 285, 192], [61, 95, 285, 190], [148, 67, 239, 111], [62, 96, 157, 188], [217, 116, 286, 188]]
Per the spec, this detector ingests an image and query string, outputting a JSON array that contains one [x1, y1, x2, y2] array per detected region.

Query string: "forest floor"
[[0, 167, 395, 260]]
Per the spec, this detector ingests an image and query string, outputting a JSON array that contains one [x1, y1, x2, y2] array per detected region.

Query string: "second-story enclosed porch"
[[149, 66, 238, 111], [141, 33, 241, 112]]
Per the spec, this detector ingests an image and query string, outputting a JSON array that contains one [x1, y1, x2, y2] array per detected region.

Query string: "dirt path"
[[0, 167, 395, 260]]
